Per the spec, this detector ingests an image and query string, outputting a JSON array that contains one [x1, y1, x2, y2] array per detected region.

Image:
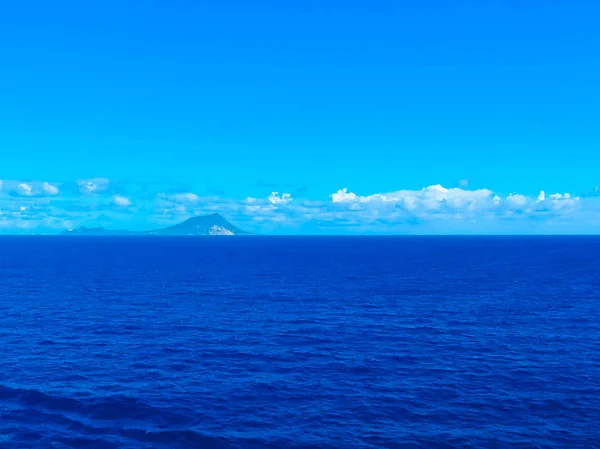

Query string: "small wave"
[[0, 385, 184, 425], [120, 429, 233, 449], [51, 436, 121, 449], [0, 385, 81, 412]]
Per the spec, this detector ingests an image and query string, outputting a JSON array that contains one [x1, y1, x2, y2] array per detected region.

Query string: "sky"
[[1, 0, 599, 234]]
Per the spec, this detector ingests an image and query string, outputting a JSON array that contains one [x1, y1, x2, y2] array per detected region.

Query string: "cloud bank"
[[1, 178, 599, 234]]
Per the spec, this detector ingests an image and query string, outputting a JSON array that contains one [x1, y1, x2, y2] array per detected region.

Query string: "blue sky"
[[1, 1, 599, 234]]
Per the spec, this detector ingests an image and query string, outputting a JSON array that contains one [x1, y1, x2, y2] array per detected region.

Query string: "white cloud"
[[156, 192, 200, 204], [459, 179, 469, 187], [0, 180, 61, 197], [77, 178, 110, 194], [18, 183, 33, 196], [505, 193, 528, 208], [174, 192, 200, 202], [545, 192, 579, 210], [327, 185, 585, 227], [331, 185, 495, 212], [43, 182, 59, 195], [0, 181, 61, 197], [331, 188, 357, 203], [113, 195, 131, 207], [268, 192, 293, 205]]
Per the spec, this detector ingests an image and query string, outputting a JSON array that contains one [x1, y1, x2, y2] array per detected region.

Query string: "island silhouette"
[[61, 213, 248, 236]]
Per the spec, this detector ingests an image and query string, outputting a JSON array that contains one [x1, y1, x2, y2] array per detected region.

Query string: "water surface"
[[0, 236, 598, 448]]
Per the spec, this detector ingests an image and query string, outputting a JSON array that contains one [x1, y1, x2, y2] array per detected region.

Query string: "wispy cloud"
[[77, 178, 111, 194], [43, 182, 59, 195], [113, 195, 132, 207], [158, 192, 200, 203], [18, 183, 33, 196], [0, 180, 60, 197]]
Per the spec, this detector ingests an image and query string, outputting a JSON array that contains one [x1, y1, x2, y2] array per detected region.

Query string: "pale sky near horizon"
[[1, 1, 599, 234]]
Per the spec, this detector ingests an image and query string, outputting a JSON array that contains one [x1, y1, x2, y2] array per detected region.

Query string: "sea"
[[0, 236, 598, 449]]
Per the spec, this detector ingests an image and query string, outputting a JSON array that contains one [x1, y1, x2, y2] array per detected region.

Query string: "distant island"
[[61, 213, 249, 236]]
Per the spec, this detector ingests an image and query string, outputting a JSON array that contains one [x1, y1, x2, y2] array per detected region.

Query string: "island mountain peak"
[[61, 214, 248, 236]]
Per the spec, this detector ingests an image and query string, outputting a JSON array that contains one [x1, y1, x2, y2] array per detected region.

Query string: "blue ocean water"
[[0, 236, 599, 449]]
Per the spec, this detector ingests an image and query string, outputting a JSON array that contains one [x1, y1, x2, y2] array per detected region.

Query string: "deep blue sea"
[[1, 237, 599, 449]]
